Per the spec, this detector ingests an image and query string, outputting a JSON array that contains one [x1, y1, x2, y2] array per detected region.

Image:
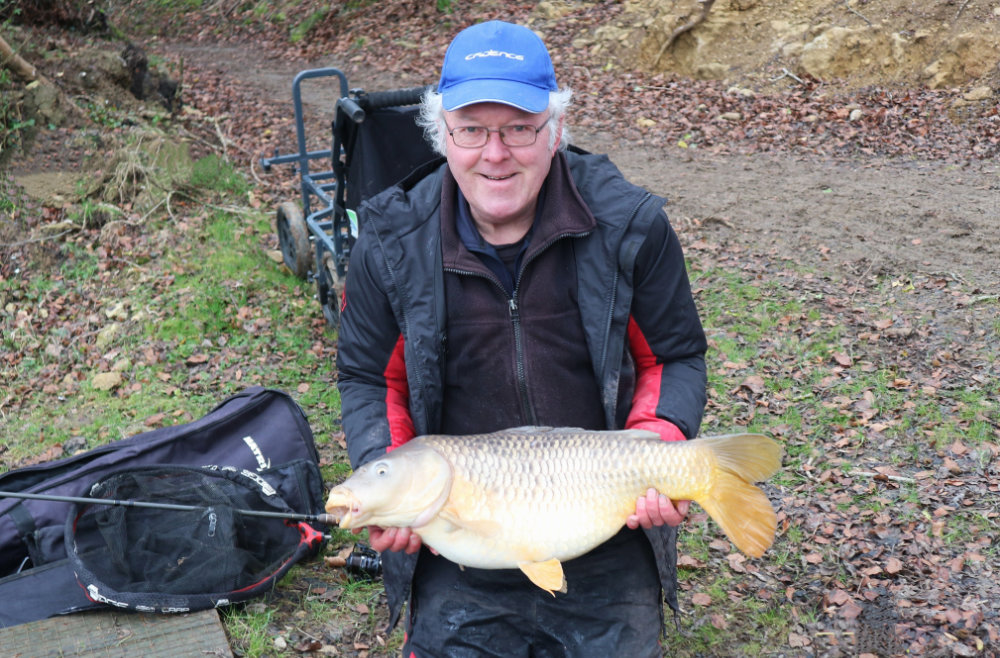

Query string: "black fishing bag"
[[0, 386, 327, 628]]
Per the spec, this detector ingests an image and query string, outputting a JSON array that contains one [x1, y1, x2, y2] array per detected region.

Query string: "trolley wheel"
[[319, 252, 344, 330], [275, 201, 311, 279]]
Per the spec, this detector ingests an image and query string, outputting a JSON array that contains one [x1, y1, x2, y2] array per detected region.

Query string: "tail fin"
[[695, 434, 782, 558]]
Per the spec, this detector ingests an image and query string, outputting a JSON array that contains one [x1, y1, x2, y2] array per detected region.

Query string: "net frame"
[[65, 465, 315, 612]]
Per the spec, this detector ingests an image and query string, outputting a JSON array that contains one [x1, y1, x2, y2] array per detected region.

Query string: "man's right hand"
[[358, 526, 423, 554]]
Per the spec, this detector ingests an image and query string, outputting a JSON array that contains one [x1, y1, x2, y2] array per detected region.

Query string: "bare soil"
[[12, 40, 999, 291]]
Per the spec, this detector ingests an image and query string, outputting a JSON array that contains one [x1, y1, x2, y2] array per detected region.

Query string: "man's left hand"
[[626, 488, 689, 529]]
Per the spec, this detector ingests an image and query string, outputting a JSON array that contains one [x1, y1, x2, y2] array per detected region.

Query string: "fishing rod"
[[0, 490, 340, 527], [1, 489, 381, 576]]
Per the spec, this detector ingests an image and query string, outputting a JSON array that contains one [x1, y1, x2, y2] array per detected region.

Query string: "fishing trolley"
[[260, 68, 437, 327]]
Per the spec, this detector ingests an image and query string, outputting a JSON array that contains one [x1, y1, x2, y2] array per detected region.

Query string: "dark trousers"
[[402, 528, 663, 658]]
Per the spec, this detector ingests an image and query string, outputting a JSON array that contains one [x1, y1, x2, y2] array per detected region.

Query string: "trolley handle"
[[337, 97, 365, 123], [358, 85, 432, 111]]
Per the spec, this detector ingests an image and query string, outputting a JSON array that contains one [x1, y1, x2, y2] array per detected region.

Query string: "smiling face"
[[444, 102, 561, 245]]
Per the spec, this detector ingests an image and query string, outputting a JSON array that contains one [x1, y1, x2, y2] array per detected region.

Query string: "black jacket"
[[337, 148, 707, 628]]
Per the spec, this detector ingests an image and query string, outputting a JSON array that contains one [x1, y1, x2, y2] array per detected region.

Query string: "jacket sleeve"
[[336, 230, 417, 469], [624, 209, 708, 440]]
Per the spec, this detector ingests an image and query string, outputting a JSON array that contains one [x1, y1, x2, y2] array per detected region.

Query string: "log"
[[0, 33, 42, 82]]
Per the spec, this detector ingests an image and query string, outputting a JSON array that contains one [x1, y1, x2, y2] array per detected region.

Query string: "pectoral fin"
[[438, 506, 502, 537], [518, 559, 567, 596]]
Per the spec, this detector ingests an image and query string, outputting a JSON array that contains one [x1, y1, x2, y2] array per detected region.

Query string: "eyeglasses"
[[445, 115, 551, 148]]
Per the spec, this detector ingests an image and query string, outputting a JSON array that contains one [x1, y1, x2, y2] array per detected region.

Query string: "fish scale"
[[326, 426, 782, 594]]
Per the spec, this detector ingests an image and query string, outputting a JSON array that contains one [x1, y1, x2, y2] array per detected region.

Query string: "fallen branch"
[[849, 471, 917, 484], [0, 34, 90, 121], [0, 34, 41, 82], [955, 0, 972, 20], [655, 0, 717, 66], [771, 67, 806, 85], [0, 230, 75, 248]]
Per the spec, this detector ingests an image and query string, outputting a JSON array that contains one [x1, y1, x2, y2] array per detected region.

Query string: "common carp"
[[324, 426, 782, 594]]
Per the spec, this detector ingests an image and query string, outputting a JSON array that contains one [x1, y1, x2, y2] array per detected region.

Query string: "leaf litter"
[[3, 0, 999, 655]]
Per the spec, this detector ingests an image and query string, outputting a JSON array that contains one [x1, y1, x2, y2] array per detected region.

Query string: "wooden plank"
[[0, 608, 233, 657]]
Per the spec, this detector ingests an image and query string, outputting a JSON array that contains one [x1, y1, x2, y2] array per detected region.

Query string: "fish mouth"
[[324, 488, 365, 529]]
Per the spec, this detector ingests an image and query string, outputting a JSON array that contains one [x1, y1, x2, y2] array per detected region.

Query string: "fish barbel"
[[325, 427, 782, 594]]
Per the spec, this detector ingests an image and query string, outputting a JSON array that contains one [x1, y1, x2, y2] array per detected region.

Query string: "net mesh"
[[67, 466, 303, 607]]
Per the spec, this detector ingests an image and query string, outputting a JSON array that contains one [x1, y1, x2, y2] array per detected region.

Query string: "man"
[[336, 20, 707, 657]]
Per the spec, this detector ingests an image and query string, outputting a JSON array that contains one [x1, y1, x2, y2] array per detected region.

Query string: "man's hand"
[[626, 488, 690, 529], [356, 526, 423, 554]]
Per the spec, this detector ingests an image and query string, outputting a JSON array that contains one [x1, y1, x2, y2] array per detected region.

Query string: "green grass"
[[0, 156, 339, 465], [5, 119, 998, 655], [289, 8, 327, 43], [1, 144, 368, 651], [660, 257, 1000, 653], [221, 602, 278, 657]]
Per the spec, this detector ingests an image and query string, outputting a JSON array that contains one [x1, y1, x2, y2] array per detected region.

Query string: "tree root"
[[655, 0, 717, 66]]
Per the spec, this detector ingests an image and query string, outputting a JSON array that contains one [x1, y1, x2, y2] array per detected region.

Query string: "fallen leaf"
[[691, 592, 712, 606], [740, 374, 766, 395], [144, 412, 166, 427], [828, 589, 850, 605], [295, 639, 322, 652], [709, 538, 731, 551], [677, 554, 705, 568], [840, 599, 863, 620], [726, 553, 747, 573]]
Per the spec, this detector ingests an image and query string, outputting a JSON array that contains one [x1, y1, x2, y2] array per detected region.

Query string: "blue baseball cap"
[[438, 21, 557, 113]]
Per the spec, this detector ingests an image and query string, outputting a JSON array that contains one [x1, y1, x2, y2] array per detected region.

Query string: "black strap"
[[6, 503, 42, 571]]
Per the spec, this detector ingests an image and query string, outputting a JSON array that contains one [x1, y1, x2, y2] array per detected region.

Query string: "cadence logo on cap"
[[465, 50, 525, 61]]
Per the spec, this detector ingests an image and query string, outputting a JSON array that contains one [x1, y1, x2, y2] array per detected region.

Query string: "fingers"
[[629, 488, 690, 529], [403, 529, 423, 555], [365, 526, 423, 554], [658, 495, 687, 527]]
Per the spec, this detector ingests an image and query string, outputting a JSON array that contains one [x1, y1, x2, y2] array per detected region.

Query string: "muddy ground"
[[10, 41, 1000, 294], [212, 44, 1000, 294]]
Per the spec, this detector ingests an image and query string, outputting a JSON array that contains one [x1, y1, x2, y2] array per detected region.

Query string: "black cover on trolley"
[[344, 104, 438, 210]]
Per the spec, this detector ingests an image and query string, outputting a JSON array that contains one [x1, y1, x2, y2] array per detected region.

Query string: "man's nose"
[[481, 130, 510, 159]]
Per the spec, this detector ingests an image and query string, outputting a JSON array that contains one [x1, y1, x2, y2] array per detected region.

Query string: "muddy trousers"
[[401, 528, 663, 658]]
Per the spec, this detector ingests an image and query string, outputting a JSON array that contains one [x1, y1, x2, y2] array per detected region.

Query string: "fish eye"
[[374, 462, 389, 476]]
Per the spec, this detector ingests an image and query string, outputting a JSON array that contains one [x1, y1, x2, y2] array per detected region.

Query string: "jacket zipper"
[[444, 228, 590, 426], [507, 295, 535, 424], [508, 229, 591, 425], [444, 265, 538, 424]]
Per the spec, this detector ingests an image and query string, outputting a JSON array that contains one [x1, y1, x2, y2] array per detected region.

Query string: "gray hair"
[[417, 88, 574, 156]]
